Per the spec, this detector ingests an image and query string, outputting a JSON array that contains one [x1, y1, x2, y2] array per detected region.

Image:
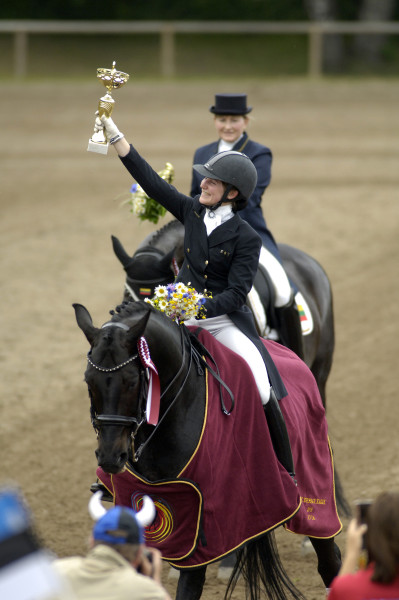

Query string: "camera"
[[137, 548, 154, 575], [143, 548, 153, 563], [355, 499, 373, 525], [355, 499, 373, 551]]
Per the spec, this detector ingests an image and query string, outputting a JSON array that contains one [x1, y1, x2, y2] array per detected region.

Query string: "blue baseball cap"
[[93, 506, 144, 545], [0, 488, 31, 542]]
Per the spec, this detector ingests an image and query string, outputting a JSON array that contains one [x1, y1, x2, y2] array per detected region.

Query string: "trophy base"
[[87, 139, 109, 155]]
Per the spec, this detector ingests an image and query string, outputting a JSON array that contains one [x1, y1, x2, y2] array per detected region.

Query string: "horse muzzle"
[[95, 446, 129, 474]]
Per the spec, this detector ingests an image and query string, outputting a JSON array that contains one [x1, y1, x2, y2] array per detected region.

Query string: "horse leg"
[[175, 566, 207, 600], [309, 536, 341, 588]]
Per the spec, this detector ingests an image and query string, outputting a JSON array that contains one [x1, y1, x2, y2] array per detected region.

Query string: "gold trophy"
[[88, 61, 129, 155]]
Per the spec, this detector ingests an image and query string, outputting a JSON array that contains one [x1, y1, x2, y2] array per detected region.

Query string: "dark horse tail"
[[225, 531, 305, 600], [334, 466, 351, 518]]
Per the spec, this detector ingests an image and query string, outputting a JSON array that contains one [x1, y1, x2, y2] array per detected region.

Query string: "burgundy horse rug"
[[97, 329, 342, 568]]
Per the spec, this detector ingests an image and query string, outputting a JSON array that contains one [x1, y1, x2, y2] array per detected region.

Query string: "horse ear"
[[159, 247, 176, 273], [126, 308, 152, 349], [73, 303, 99, 345], [111, 235, 131, 268]]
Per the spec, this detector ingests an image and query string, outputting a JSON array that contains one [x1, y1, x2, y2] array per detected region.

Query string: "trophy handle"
[[88, 94, 116, 154], [98, 93, 115, 119]]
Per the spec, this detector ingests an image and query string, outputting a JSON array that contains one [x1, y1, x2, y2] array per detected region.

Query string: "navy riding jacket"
[[190, 132, 282, 262]]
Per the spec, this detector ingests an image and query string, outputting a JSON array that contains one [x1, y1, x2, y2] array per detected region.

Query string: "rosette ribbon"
[[138, 337, 161, 426]]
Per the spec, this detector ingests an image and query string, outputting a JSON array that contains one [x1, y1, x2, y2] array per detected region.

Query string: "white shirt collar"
[[218, 135, 244, 153], [203, 204, 234, 236]]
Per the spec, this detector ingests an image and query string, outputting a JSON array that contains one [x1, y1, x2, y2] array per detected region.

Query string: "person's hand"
[[94, 111, 125, 144], [338, 518, 368, 576], [93, 111, 103, 135], [346, 518, 367, 556], [138, 547, 163, 583]]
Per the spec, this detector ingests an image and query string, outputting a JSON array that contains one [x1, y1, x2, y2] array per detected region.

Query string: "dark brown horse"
[[74, 300, 342, 600]]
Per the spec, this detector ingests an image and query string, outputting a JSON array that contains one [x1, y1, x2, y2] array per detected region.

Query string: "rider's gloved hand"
[[94, 111, 125, 144]]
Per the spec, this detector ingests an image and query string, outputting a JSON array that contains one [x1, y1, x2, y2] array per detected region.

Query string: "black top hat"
[[209, 94, 252, 115]]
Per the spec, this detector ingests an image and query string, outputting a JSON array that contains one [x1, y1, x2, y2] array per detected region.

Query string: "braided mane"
[[108, 300, 153, 322], [149, 219, 182, 247]]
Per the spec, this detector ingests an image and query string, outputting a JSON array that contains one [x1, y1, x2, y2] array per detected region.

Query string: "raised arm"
[[95, 115, 193, 222]]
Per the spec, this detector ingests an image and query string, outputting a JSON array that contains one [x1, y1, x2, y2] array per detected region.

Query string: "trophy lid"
[[97, 61, 129, 93]]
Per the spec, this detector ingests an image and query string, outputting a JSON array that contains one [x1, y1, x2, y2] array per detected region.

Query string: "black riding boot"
[[275, 294, 305, 360], [264, 388, 296, 481]]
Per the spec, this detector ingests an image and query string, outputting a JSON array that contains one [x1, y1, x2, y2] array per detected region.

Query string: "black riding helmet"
[[193, 151, 257, 207]]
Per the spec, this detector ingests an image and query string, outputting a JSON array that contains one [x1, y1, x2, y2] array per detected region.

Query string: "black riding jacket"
[[120, 145, 287, 399]]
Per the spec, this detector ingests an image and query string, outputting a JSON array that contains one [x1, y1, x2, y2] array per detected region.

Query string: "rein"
[[132, 327, 193, 461]]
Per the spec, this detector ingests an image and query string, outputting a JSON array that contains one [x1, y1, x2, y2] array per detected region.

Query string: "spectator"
[[53, 493, 171, 600], [328, 491, 399, 599], [0, 485, 72, 600]]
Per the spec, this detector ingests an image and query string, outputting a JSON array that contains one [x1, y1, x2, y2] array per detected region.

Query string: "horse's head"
[[112, 235, 176, 301], [74, 301, 155, 474]]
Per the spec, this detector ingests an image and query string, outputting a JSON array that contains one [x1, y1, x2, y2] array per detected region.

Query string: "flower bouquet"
[[145, 282, 211, 323], [123, 162, 174, 224]]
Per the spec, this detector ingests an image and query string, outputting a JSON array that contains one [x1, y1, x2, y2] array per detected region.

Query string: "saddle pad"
[[248, 288, 314, 338], [295, 291, 313, 335]]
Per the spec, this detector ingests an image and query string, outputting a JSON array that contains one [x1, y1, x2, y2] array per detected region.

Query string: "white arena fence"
[[1, 19, 399, 78]]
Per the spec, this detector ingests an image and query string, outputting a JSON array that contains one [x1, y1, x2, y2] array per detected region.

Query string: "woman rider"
[[191, 93, 304, 360], [93, 113, 295, 481]]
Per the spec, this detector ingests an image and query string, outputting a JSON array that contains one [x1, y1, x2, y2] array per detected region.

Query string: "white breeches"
[[185, 314, 270, 404], [259, 246, 292, 308]]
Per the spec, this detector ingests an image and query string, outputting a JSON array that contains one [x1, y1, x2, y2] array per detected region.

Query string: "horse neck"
[[134, 315, 206, 479], [144, 315, 190, 395]]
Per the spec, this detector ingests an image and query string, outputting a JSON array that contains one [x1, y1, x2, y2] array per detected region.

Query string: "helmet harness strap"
[[208, 184, 233, 218]]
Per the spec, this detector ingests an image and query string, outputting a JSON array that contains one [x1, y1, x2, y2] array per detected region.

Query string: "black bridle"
[[124, 247, 177, 301], [86, 321, 193, 461]]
